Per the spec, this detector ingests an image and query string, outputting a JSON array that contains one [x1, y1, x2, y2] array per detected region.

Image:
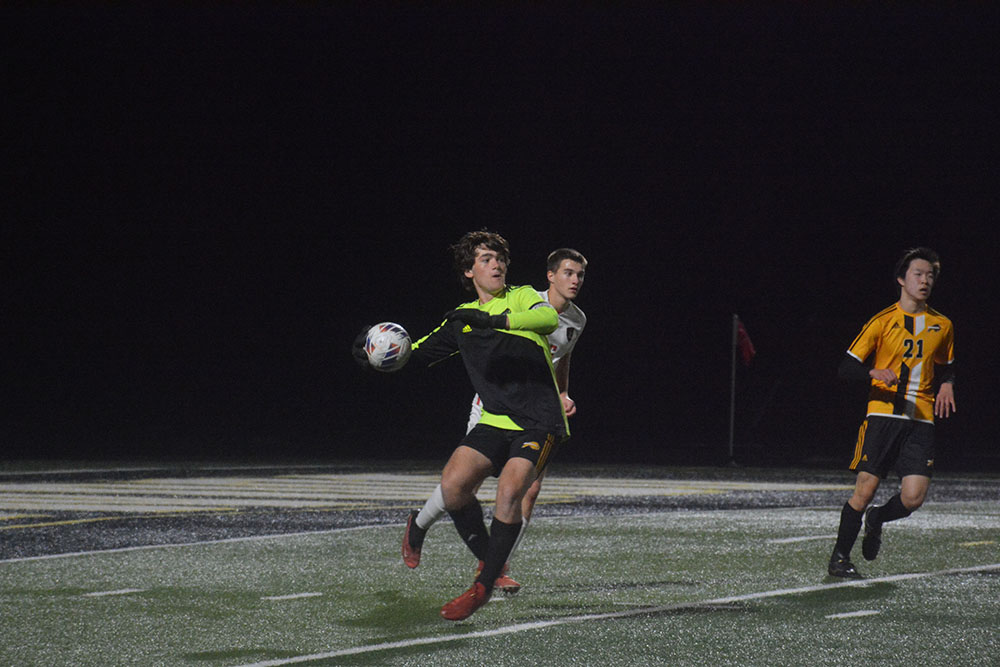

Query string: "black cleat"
[[861, 506, 883, 561], [828, 550, 863, 579]]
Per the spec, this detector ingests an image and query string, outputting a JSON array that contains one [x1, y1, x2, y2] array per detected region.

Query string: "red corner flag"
[[736, 317, 756, 366]]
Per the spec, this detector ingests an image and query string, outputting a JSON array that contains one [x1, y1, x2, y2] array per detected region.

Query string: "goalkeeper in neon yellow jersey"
[[403, 248, 588, 596], [352, 229, 568, 621]]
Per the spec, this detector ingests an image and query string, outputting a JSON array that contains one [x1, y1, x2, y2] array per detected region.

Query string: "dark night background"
[[3, 5, 998, 470]]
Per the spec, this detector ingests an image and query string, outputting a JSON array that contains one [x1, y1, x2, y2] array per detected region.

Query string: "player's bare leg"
[[898, 474, 930, 510], [409, 395, 488, 569], [441, 446, 493, 509], [492, 459, 539, 594], [438, 446, 493, 565], [849, 471, 881, 511], [483, 458, 534, 577], [487, 471, 545, 594], [442, 457, 535, 620], [521, 472, 543, 522], [862, 474, 929, 561]]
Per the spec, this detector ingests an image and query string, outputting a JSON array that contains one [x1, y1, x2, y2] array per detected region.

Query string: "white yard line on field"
[[0, 525, 382, 565], [261, 592, 323, 601], [232, 562, 1000, 667], [768, 534, 837, 544], [825, 609, 881, 619], [81, 588, 146, 597]]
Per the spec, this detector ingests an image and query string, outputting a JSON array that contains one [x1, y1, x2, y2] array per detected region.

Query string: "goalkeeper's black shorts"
[[461, 424, 560, 478]]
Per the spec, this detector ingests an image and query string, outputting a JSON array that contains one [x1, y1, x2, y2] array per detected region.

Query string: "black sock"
[[448, 499, 489, 562], [834, 502, 863, 557], [476, 518, 522, 594], [877, 493, 913, 524], [408, 519, 426, 550]]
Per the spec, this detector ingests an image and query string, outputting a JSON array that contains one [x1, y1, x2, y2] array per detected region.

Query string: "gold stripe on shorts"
[[849, 420, 868, 470], [535, 433, 555, 473]]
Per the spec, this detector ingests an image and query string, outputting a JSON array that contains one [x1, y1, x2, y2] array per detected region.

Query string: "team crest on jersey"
[[552, 327, 577, 354], [521, 441, 541, 451]]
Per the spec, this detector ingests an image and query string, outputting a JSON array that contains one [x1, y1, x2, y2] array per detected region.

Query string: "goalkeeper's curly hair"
[[451, 229, 511, 293]]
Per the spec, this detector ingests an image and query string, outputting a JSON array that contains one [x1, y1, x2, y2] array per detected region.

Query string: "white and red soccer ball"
[[364, 322, 411, 372]]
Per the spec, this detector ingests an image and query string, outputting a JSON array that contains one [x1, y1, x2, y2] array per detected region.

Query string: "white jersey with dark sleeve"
[[541, 290, 587, 364], [466, 290, 586, 432]]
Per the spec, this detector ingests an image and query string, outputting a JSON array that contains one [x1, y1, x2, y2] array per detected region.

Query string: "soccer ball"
[[364, 322, 412, 372]]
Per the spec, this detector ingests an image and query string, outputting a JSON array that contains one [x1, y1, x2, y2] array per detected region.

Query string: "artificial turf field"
[[1, 462, 997, 666]]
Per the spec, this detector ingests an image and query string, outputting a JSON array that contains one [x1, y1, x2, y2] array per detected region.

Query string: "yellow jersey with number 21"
[[847, 303, 955, 424]]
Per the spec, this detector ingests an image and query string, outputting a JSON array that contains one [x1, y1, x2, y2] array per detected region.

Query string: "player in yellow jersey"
[[828, 247, 956, 578]]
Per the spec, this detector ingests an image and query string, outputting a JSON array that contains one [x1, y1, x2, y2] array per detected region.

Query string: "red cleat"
[[440, 582, 491, 621], [476, 560, 521, 594], [494, 570, 521, 594], [402, 510, 422, 569]]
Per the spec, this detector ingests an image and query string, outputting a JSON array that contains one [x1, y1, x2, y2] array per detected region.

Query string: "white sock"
[[506, 517, 529, 564], [415, 484, 447, 530]]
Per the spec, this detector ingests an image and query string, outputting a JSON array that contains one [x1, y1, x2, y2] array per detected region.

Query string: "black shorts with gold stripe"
[[461, 424, 560, 478], [850, 415, 935, 479]]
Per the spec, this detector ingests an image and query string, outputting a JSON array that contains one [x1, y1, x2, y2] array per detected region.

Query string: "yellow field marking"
[[959, 540, 997, 547], [0, 509, 238, 531], [0, 502, 450, 531], [0, 473, 854, 514]]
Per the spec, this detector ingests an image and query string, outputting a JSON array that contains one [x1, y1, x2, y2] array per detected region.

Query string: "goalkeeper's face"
[[465, 246, 508, 299]]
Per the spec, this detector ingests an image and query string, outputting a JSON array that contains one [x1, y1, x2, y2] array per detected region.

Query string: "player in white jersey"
[[402, 248, 587, 592]]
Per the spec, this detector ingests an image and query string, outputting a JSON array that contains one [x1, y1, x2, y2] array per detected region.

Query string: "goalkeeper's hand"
[[445, 308, 507, 329], [352, 326, 371, 368]]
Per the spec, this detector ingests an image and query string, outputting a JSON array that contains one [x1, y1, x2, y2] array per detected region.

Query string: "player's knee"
[[439, 476, 473, 510], [438, 483, 458, 511], [850, 489, 876, 510], [494, 487, 521, 512], [850, 473, 880, 508], [900, 490, 926, 511], [493, 487, 527, 523]]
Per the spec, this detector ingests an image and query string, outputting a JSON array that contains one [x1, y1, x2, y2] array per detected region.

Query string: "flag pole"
[[728, 313, 738, 465]]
